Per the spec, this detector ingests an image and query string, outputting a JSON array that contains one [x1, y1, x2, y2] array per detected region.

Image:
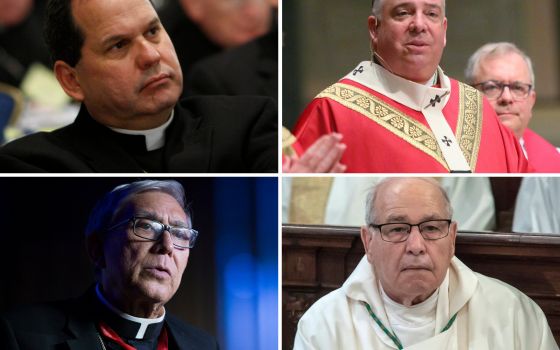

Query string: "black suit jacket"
[[159, 1, 221, 100], [0, 291, 218, 350], [185, 28, 277, 101], [0, 95, 277, 173]]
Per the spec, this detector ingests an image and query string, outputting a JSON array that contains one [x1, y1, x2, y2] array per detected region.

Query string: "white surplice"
[[294, 256, 558, 350]]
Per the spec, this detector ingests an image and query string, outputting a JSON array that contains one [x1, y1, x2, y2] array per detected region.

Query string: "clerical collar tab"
[[108, 110, 175, 151], [95, 284, 165, 340]]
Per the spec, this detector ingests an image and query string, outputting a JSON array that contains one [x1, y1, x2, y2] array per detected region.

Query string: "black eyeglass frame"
[[472, 80, 532, 100], [106, 216, 198, 249], [368, 219, 452, 243]]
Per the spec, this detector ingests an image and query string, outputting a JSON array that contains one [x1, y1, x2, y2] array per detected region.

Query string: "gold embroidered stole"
[[316, 82, 483, 170], [288, 178, 334, 224], [282, 127, 298, 157]]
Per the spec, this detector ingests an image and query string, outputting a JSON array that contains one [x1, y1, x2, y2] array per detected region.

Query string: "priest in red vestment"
[[292, 0, 529, 173], [466, 42, 560, 173]]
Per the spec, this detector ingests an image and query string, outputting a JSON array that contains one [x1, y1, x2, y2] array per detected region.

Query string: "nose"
[[136, 39, 161, 70], [497, 86, 514, 105], [155, 230, 174, 255], [409, 13, 427, 33], [405, 226, 426, 255]]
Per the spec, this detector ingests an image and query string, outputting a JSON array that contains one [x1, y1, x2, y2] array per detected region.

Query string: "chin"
[[137, 280, 174, 304], [402, 276, 437, 294], [140, 96, 179, 118]]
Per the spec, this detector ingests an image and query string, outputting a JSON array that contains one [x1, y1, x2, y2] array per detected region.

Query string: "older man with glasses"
[[294, 177, 557, 349], [466, 42, 560, 172], [0, 179, 218, 349]]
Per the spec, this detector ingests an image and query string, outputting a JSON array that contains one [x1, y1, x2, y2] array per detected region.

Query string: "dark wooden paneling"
[[282, 224, 560, 349]]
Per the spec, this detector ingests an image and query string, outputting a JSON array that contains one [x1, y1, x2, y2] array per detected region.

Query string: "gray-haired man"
[[295, 177, 557, 349], [1, 180, 218, 349]]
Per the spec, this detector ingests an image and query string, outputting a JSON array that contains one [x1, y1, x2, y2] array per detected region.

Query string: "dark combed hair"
[[44, 0, 85, 67]]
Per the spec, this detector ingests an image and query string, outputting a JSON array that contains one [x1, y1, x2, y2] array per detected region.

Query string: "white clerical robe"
[[513, 177, 560, 234], [294, 256, 558, 350]]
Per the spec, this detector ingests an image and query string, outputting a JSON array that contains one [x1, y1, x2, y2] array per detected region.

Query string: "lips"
[[141, 73, 171, 91], [401, 263, 432, 271], [497, 112, 518, 121], [404, 41, 430, 54], [406, 40, 429, 46], [145, 265, 171, 278]]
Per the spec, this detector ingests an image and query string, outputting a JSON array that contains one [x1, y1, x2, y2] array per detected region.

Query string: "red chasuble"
[[523, 128, 560, 172], [293, 78, 530, 173]]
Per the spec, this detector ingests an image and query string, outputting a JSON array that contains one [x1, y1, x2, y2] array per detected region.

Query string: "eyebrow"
[[100, 17, 161, 48]]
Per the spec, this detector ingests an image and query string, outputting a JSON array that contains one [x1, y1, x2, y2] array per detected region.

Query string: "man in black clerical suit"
[[0, 180, 218, 349], [0, 0, 277, 173], [160, 0, 275, 97], [186, 23, 278, 102]]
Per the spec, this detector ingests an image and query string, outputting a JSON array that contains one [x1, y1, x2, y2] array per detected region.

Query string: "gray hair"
[[85, 179, 190, 239], [364, 177, 453, 225], [465, 42, 535, 88], [371, 0, 446, 19]]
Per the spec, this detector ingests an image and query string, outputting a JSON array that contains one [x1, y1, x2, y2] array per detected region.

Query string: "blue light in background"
[[214, 178, 278, 350]]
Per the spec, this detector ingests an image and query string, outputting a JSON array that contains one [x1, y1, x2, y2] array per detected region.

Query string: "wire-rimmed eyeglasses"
[[368, 219, 452, 243], [472, 80, 532, 100], [107, 216, 198, 249]]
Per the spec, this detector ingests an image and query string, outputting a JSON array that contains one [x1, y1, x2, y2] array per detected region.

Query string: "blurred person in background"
[[465, 42, 560, 172], [0, 0, 49, 87], [513, 177, 560, 234], [160, 0, 276, 98]]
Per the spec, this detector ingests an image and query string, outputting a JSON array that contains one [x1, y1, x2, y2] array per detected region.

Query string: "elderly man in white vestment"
[[294, 177, 558, 350]]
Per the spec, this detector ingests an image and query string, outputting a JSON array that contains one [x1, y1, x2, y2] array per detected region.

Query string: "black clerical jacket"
[[0, 95, 277, 173], [0, 289, 218, 350]]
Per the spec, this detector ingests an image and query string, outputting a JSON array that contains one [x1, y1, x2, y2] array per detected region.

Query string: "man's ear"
[[360, 226, 374, 263], [443, 17, 448, 47], [368, 16, 379, 47], [449, 221, 457, 257], [86, 233, 106, 271], [527, 89, 537, 113], [53, 60, 85, 102]]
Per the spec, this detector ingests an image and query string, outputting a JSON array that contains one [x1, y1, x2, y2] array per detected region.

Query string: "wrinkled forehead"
[[375, 0, 445, 11], [72, 0, 157, 38], [374, 179, 448, 220], [479, 52, 532, 82], [114, 191, 190, 225]]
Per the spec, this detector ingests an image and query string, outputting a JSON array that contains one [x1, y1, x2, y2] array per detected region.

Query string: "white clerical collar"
[[109, 110, 174, 151], [423, 71, 439, 87], [380, 283, 439, 322], [344, 61, 451, 112], [380, 282, 438, 347], [95, 284, 165, 339]]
